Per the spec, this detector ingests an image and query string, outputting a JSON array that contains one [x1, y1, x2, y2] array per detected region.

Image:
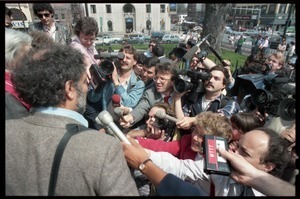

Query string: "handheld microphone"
[[96, 119, 115, 136], [114, 107, 126, 121], [96, 110, 131, 145], [112, 94, 121, 107], [155, 110, 178, 123]]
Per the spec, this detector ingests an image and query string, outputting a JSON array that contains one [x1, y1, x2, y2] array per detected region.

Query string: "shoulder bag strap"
[[48, 124, 88, 196]]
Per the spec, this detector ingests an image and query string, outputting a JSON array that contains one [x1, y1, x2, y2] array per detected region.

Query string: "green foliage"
[[96, 44, 248, 72]]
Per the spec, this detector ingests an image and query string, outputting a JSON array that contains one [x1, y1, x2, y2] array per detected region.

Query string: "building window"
[[106, 5, 111, 13], [90, 5, 96, 14], [160, 19, 165, 30], [261, 5, 267, 15], [279, 4, 286, 14], [247, 6, 253, 14], [54, 14, 59, 20], [107, 20, 113, 31], [241, 6, 246, 14], [61, 13, 65, 20], [268, 4, 276, 14], [146, 20, 151, 30], [160, 5, 165, 13], [146, 4, 151, 13]]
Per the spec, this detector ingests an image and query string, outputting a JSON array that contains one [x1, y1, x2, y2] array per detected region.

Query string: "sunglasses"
[[37, 13, 51, 18]]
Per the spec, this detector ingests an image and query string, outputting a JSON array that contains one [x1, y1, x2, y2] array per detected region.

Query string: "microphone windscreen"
[[155, 110, 165, 119], [112, 94, 121, 104]]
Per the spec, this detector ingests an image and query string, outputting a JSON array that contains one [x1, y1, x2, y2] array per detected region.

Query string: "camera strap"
[[48, 124, 88, 196]]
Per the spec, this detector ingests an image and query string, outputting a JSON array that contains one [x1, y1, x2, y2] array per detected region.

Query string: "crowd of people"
[[5, 3, 296, 196]]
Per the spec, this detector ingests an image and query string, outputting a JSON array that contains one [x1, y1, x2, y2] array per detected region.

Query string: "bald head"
[[237, 128, 289, 177]]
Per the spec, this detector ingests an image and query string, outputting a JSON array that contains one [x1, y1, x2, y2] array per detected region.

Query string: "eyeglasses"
[[149, 44, 154, 47], [153, 76, 171, 83], [37, 13, 51, 18]]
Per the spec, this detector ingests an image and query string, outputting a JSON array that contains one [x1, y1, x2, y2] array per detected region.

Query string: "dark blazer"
[[156, 174, 206, 196], [28, 22, 71, 45], [5, 111, 139, 196]]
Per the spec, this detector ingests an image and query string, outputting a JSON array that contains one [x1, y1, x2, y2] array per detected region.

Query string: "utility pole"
[[283, 4, 293, 38]]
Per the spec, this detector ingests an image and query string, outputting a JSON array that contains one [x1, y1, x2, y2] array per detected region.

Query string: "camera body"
[[235, 73, 295, 121], [174, 69, 211, 103], [90, 52, 125, 92]]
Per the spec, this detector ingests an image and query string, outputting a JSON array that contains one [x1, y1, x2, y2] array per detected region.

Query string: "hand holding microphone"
[[96, 110, 131, 145]]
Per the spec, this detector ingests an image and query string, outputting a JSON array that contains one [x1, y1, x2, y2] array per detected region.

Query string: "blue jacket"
[[103, 71, 145, 109], [156, 174, 205, 196]]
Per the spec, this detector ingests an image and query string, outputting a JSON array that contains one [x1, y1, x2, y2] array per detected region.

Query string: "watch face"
[[139, 163, 145, 171]]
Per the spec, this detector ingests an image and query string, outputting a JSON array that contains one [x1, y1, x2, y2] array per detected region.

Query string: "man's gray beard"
[[76, 86, 87, 115]]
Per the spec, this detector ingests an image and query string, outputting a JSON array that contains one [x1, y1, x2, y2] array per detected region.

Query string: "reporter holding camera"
[[70, 17, 106, 130], [174, 65, 240, 130]]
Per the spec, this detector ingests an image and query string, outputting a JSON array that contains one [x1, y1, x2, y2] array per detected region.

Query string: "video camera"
[[89, 52, 125, 92], [174, 69, 211, 103], [233, 73, 295, 121]]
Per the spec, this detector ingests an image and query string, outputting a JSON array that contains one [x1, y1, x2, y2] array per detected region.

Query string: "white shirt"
[[150, 150, 265, 196]]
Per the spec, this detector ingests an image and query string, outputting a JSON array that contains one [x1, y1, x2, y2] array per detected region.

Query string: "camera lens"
[[99, 60, 114, 75]]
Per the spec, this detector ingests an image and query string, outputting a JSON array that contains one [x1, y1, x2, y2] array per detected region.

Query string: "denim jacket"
[[102, 71, 145, 109]]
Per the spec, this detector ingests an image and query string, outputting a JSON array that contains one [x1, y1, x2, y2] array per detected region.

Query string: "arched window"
[[146, 20, 151, 30], [123, 3, 134, 13], [107, 20, 113, 31]]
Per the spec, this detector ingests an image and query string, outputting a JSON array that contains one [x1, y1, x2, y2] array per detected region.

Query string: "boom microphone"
[[182, 45, 199, 62], [96, 110, 131, 145], [155, 110, 178, 123], [182, 34, 211, 62]]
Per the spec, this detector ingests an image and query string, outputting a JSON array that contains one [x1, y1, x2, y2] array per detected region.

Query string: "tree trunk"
[[202, 4, 232, 54]]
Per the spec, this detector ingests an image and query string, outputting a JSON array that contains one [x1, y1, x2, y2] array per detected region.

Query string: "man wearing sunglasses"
[[28, 3, 71, 45]]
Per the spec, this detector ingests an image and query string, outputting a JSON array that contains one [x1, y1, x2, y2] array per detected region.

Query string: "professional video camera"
[[174, 69, 211, 103], [89, 52, 125, 92], [234, 73, 295, 121]]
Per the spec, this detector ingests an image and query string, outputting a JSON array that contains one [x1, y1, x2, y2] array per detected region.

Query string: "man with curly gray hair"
[[6, 44, 139, 196]]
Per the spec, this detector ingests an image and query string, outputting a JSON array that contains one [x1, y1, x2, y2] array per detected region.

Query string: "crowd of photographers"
[[5, 3, 296, 196]]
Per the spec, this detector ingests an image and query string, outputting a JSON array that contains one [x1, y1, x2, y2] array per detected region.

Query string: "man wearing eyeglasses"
[[120, 62, 178, 131], [28, 3, 71, 45]]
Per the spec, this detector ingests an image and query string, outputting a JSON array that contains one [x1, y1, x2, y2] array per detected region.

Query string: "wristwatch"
[[138, 158, 152, 172]]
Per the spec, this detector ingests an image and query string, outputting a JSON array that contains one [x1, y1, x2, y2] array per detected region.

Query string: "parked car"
[[143, 35, 151, 43], [123, 33, 145, 44], [150, 31, 165, 40], [269, 35, 295, 50], [95, 37, 104, 46], [274, 26, 295, 37], [243, 29, 259, 37], [225, 26, 233, 34], [162, 34, 181, 44]]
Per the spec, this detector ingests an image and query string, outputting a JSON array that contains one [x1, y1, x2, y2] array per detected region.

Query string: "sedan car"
[[243, 29, 259, 37], [269, 35, 295, 50], [161, 34, 181, 44]]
